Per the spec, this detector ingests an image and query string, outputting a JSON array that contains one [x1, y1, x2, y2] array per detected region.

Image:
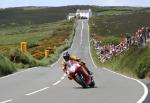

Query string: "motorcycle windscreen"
[[68, 65, 76, 73], [68, 64, 80, 73]]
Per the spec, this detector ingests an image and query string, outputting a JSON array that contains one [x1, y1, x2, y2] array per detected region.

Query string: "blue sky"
[[0, 0, 150, 8]]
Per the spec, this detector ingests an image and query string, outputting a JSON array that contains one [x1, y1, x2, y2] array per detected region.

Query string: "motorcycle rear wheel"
[[89, 79, 95, 88]]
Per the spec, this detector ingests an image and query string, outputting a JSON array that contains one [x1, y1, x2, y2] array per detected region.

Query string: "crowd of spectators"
[[91, 26, 150, 63], [125, 26, 150, 47]]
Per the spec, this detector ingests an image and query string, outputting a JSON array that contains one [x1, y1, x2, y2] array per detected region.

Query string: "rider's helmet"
[[63, 51, 70, 61]]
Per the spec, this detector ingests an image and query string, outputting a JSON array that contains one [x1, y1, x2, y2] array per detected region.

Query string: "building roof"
[[76, 9, 91, 13], [68, 13, 76, 16]]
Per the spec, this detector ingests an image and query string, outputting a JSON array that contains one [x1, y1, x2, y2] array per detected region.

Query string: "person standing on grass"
[[138, 29, 143, 47], [134, 32, 139, 46], [146, 27, 150, 39], [141, 27, 147, 45], [125, 33, 131, 48]]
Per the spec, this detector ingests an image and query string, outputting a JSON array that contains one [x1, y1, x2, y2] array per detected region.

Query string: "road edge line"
[[50, 21, 78, 67], [80, 21, 83, 45]]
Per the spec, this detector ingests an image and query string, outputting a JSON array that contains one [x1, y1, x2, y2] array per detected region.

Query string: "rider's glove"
[[78, 60, 82, 65], [62, 68, 67, 74]]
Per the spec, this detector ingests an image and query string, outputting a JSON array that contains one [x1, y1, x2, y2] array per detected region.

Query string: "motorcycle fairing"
[[67, 63, 80, 74]]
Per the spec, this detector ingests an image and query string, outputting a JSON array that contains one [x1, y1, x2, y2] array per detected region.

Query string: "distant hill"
[[0, 5, 96, 26], [0, 5, 149, 26]]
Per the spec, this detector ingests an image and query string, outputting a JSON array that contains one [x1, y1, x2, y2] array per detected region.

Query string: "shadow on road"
[[73, 86, 98, 89]]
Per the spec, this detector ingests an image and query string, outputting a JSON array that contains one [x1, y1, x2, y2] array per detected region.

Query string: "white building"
[[67, 13, 76, 20], [76, 9, 92, 19]]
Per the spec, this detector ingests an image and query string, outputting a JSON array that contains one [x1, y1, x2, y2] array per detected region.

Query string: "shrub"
[[136, 64, 149, 79], [14, 62, 25, 69], [28, 42, 39, 48], [136, 55, 150, 79], [9, 48, 38, 68], [0, 55, 16, 76]]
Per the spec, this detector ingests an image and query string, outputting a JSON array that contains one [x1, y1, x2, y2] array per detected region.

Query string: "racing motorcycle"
[[65, 61, 95, 88]]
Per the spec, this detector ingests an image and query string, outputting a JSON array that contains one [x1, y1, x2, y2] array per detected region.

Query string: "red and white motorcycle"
[[65, 61, 95, 88]]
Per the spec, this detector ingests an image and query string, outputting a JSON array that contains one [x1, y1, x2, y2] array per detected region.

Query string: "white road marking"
[[0, 99, 13, 103], [87, 21, 148, 103], [61, 76, 65, 80], [80, 21, 84, 45], [87, 22, 97, 69], [136, 81, 148, 103], [26, 87, 49, 96], [52, 74, 66, 86], [52, 80, 61, 86], [51, 56, 62, 67]]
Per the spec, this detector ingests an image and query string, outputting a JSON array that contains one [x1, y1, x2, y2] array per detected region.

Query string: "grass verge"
[[0, 55, 16, 76], [90, 45, 150, 79]]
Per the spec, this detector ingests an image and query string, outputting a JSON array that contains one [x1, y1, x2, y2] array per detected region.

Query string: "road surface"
[[0, 20, 148, 103]]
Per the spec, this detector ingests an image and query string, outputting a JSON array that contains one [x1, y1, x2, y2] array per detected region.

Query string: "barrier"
[[21, 42, 27, 52], [45, 50, 49, 58]]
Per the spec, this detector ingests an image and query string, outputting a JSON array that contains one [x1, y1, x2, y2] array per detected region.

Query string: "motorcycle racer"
[[62, 51, 92, 75]]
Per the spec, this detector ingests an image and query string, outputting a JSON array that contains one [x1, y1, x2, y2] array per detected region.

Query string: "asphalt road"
[[0, 20, 148, 103]]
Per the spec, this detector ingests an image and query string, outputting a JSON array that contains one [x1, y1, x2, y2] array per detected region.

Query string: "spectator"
[[146, 27, 150, 39], [134, 32, 139, 46], [125, 33, 131, 48], [141, 27, 147, 44]]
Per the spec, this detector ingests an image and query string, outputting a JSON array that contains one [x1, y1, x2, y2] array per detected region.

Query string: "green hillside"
[[0, 5, 95, 26]]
